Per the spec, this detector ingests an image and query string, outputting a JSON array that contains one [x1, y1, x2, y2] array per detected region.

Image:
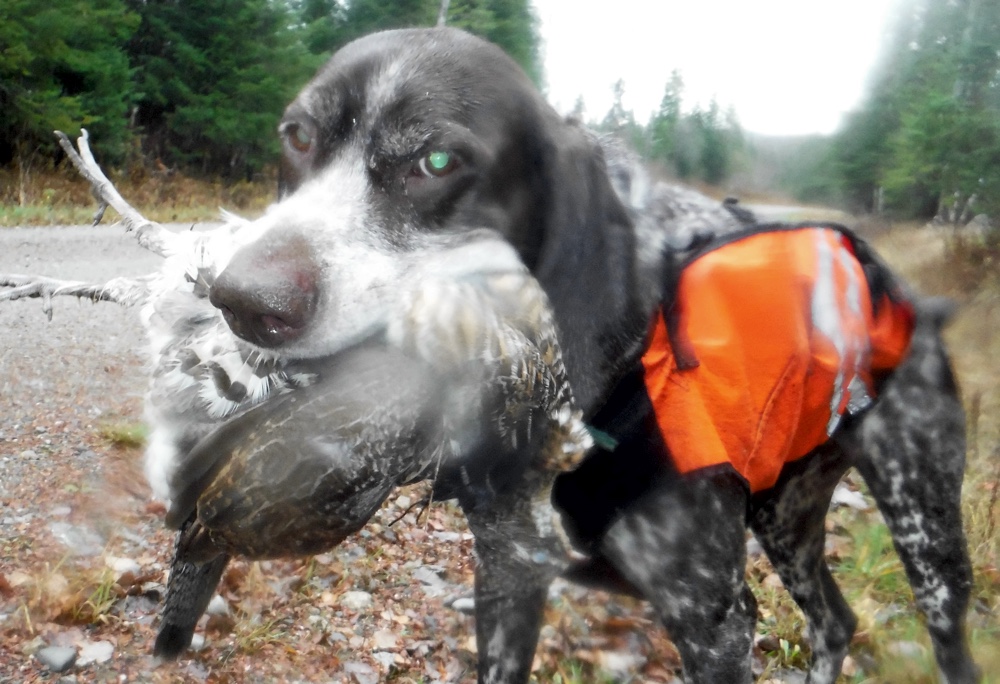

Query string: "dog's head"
[[210, 28, 645, 413]]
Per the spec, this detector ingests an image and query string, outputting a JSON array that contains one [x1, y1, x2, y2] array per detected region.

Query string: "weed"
[[233, 615, 290, 653], [71, 569, 121, 625], [97, 421, 147, 449]]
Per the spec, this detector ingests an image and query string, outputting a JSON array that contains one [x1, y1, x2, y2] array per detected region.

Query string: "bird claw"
[[92, 201, 108, 226], [0, 274, 90, 321]]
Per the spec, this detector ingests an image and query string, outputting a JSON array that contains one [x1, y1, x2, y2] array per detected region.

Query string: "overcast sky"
[[534, 0, 900, 136]]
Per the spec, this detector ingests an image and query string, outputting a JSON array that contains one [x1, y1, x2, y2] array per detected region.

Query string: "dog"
[[1, 27, 979, 684]]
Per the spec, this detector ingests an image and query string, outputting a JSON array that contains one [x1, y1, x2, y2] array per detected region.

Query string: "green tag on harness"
[[585, 425, 619, 451]]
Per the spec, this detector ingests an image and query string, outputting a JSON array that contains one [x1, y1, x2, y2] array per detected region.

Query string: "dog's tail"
[[915, 296, 959, 330]]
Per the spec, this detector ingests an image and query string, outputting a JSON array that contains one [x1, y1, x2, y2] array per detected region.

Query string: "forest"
[[766, 0, 1000, 220], [1, 0, 998, 216], [0, 0, 540, 182]]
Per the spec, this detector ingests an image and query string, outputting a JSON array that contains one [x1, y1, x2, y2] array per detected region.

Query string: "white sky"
[[534, 0, 899, 136]]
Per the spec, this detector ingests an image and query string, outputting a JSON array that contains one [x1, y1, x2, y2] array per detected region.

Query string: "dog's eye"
[[417, 151, 457, 178], [286, 124, 313, 153]]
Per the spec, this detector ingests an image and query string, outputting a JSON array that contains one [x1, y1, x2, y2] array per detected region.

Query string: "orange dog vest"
[[640, 227, 914, 493]]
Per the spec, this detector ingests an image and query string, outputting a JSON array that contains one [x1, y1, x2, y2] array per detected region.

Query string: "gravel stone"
[[341, 590, 374, 611], [36, 646, 78, 672]]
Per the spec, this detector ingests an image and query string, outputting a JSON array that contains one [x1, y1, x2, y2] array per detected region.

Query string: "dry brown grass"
[[0, 165, 275, 227]]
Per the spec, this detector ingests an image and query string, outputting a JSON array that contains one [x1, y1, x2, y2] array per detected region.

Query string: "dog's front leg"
[[461, 469, 568, 684], [469, 535, 549, 684]]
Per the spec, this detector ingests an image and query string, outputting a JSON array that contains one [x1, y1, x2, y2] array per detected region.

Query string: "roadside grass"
[[0, 166, 275, 227]]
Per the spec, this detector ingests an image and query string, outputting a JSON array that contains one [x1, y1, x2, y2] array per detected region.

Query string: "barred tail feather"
[[154, 532, 229, 660]]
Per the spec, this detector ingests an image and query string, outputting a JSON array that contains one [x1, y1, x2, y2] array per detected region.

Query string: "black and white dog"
[[1, 27, 979, 684]]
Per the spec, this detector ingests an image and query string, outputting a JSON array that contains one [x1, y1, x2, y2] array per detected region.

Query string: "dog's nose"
[[210, 234, 319, 348]]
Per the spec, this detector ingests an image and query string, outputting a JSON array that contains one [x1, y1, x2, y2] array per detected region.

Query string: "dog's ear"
[[532, 124, 648, 415]]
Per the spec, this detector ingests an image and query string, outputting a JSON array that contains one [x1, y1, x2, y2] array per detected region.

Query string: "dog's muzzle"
[[210, 233, 319, 348]]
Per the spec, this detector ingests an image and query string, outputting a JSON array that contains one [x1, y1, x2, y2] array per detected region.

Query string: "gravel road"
[[1, 224, 164, 510]]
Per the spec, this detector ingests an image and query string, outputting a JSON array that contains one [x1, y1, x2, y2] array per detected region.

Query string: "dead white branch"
[[55, 128, 181, 258]]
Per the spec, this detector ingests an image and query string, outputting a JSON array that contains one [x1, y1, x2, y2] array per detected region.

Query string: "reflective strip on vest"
[[641, 227, 914, 493]]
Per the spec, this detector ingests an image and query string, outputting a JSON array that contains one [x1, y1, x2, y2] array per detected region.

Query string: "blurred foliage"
[[595, 73, 746, 186], [768, 0, 1000, 220], [1, 0, 541, 182]]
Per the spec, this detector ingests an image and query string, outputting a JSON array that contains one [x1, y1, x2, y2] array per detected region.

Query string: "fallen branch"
[[55, 128, 180, 258]]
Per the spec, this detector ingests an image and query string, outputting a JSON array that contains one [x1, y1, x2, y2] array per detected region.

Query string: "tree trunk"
[[437, 0, 450, 26]]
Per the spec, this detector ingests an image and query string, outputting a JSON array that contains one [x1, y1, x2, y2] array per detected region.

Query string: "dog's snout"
[[210, 235, 319, 348]]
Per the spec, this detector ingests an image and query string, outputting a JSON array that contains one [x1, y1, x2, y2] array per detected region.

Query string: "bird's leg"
[[0, 273, 149, 319], [55, 129, 183, 257]]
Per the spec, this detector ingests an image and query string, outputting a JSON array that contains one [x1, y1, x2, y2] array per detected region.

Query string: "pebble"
[[596, 650, 644, 677], [340, 591, 373, 611], [372, 651, 396, 669], [341, 661, 377, 684], [888, 640, 925, 658], [36, 645, 78, 672], [371, 629, 398, 650], [76, 639, 113, 666], [411, 565, 448, 596], [105, 556, 141, 576], [431, 531, 461, 542], [830, 483, 871, 510], [49, 521, 105, 556], [20, 636, 46, 655], [206, 594, 230, 616]]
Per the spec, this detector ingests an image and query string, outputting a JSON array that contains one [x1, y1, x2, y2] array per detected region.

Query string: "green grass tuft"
[[97, 421, 147, 449]]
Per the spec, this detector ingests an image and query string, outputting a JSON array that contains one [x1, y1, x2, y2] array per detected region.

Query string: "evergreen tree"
[[644, 74, 742, 184], [648, 70, 683, 163], [598, 79, 647, 155], [0, 0, 137, 165], [835, 0, 1000, 218], [126, 0, 319, 178], [697, 99, 731, 185], [298, 0, 542, 87]]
